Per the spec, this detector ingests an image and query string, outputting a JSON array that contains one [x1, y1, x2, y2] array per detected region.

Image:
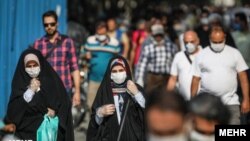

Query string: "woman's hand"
[[97, 104, 116, 117], [47, 108, 55, 117], [127, 80, 139, 96], [29, 78, 40, 92], [2, 123, 16, 132]]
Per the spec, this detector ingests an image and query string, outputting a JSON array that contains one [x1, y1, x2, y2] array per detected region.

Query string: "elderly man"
[[167, 30, 202, 100], [135, 24, 177, 94], [191, 26, 250, 124]]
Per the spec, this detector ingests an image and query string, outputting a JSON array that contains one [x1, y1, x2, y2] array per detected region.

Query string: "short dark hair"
[[42, 10, 58, 23], [189, 93, 230, 124], [95, 21, 107, 30], [235, 12, 248, 25], [146, 89, 188, 116], [107, 17, 117, 23]]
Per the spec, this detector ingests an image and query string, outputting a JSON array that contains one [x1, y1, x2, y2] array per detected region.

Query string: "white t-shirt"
[[192, 45, 249, 105], [171, 49, 201, 100]]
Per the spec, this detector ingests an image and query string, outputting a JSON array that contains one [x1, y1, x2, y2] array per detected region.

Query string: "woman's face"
[[25, 60, 41, 78], [110, 65, 127, 84], [111, 65, 125, 73], [25, 60, 39, 68]]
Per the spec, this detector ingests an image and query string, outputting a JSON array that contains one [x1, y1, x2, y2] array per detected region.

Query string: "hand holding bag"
[[37, 115, 59, 141]]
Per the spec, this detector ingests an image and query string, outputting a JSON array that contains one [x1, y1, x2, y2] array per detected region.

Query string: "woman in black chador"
[[4, 48, 74, 141], [87, 55, 145, 141]]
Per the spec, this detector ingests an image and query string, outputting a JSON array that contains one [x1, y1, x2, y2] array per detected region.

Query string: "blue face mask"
[[232, 23, 242, 31]]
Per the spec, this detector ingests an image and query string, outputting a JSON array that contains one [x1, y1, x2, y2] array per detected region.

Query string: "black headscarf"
[[4, 48, 74, 141], [87, 55, 145, 141]]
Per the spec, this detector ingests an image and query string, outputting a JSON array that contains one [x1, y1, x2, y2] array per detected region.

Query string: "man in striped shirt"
[[135, 24, 178, 94], [34, 10, 81, 106], [83, 21, 121, 108]]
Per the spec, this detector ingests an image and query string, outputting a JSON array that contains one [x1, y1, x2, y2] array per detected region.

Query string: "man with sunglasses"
[[33, 10, 81, 106]]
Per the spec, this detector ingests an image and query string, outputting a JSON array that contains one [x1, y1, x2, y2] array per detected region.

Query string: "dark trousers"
[[238, 69, 250, 124], [144, 72, 170, 94]]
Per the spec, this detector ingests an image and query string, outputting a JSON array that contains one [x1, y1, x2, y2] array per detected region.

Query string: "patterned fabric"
[[110, 58, 126, 69], [135, 37, 177, 85], [112, 82, 128, 117], [84, 35, 120, 82], [33, 33, 79, 90]]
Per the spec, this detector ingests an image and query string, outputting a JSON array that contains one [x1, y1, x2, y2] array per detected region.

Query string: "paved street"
[[74, 112, 90, 141]]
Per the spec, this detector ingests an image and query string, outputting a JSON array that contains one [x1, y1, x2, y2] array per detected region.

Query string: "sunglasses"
[[43, 22, 56, 27]]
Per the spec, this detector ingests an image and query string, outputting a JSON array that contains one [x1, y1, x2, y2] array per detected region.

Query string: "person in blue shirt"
[[83, 21, 121, 109]]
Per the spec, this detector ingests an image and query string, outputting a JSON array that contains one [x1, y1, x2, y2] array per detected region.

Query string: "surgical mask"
[[200, 17, 209, 25], [190, 130, 215, 141], [148, 133, 188, 141], [96, 34, 107, 42], [185, 43, 196, 54], [111, 71, 127, 84], [25, 66, 40, 78], [210, 41, 225, 52]]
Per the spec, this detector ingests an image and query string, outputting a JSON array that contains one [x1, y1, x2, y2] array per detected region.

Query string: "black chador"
[[4, 48, 74, 141], [87, 56, 145, 141]]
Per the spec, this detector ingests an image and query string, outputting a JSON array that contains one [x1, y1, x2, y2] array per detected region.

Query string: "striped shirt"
[[84, 35, 121, 82], [34, 33, 79, 90], [135, 36, 177, 86]]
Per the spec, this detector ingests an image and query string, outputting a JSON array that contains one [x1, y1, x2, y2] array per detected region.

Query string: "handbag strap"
[[45, 35, 68, 59], [117, 99, 130, 141]]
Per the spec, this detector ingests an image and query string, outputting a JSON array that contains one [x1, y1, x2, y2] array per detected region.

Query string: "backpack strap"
[[184, 51, 192, 64], [45, 35, 68, 59]]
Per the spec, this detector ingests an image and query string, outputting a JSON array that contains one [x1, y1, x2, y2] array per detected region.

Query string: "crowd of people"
[[1, 3, 250, 141]]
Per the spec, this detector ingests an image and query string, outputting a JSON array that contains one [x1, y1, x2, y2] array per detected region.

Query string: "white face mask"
[[96, 34, 107, 42], [111, 71, 127, 84], [25, 66, 40, 78], [210, 41, 225, 52], [190, 130, 215, 141], [185, 43, 196, 54]]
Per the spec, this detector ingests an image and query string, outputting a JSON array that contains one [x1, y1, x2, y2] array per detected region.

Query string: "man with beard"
[[33, 10, 81, 106]]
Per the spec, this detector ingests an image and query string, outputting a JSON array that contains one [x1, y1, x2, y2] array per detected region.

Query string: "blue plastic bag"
[[37, 115, 59, 141]]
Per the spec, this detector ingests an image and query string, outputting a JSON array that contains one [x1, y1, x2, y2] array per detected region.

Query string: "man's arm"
[[72, 70, 81, 106], [68, 38, 81, 106], [129, 43, 136, 68], [238, 71, 250, 113], [191, 76, 201, 98], [167, 75, 177, 92], [121, 33, 130, 59], [135, 45, 149, 87]]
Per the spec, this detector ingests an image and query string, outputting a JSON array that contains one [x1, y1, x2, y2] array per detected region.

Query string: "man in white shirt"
[[167, 30, 202, 100], [191, 26, 250, 124]]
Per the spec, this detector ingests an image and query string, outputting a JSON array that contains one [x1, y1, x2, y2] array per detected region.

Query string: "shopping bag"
[[37, 114, 59, 141]]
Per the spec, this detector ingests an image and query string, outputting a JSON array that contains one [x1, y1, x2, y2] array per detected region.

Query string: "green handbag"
[[37, 114, 59, 141]]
